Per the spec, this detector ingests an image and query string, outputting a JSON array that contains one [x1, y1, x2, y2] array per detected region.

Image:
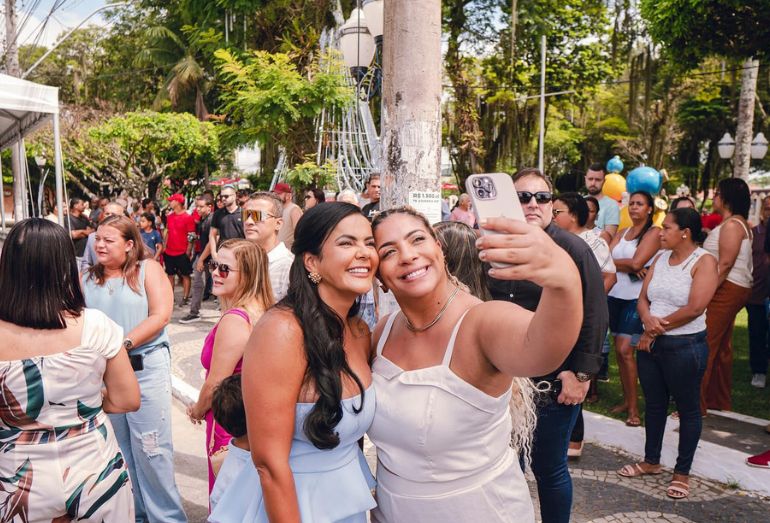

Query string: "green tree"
[[640, 0, 770, 180], [214, 49, 352, 166]]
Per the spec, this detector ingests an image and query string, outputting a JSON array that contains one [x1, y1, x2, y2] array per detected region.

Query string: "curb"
[[171, 373, 199, 408]]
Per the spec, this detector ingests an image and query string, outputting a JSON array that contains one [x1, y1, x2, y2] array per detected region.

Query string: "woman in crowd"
[[0, 218, 140, 521], [209, 203, 378, 522], [584, 196, 601, 234], [670, 196, 696, 211], [552, 193, 616, 455], [304, 187, 326, 210], [369, 207, 583, 522], [448, 193, 476, 228], [607, 191, 661, 427], [701, 178, 753, 414], [619, 208, 717, 500], [186, 239, 274, 494], [82, 215, 187, 522]]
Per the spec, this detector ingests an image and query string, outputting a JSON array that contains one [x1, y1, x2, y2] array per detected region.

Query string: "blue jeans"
[[530, 401, 580, 523], [109, 346, 187, 522], [636, 330, 708, 475], [746, 302, 770, 375]]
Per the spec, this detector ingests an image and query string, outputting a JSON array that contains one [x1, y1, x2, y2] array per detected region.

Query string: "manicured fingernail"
[[479, 219, 487, 227], [488, 268, 496, 275], [478, 251, 487, 260]]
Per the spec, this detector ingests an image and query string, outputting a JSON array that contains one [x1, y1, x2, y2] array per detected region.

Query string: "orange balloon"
[[603, 173, 626, 202]]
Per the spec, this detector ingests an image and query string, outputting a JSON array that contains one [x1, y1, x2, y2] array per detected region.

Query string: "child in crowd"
[[209, 375, 251, 512], [139, 212, 163, 260]]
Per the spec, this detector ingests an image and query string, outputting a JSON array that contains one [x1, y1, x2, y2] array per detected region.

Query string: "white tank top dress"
[[368, 311, 535, 523], [609, 228, 645, 300]]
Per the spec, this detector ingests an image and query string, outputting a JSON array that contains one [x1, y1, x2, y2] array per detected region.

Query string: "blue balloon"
[[606, 155, 624, 174], [627, 166, 662, 195]]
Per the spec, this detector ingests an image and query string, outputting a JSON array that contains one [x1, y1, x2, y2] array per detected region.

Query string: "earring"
[[682, 234, 687, 239], [308, 271, 322, 284]]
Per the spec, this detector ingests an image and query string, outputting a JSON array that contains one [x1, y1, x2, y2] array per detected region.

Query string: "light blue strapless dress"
[[208, 386, 376, 522]]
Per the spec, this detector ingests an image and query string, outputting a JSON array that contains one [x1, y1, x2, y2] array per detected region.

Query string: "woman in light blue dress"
[[209, 203, 378, 522]]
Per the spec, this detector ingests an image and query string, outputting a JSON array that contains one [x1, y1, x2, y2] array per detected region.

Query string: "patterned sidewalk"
[[167, 296, 770, 522]]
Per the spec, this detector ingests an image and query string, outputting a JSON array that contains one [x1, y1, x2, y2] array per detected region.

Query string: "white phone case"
[[465, 173, 525, 268]]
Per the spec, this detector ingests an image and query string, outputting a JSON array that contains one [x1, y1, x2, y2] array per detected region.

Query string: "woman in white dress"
[[368, 207, 584, 522]]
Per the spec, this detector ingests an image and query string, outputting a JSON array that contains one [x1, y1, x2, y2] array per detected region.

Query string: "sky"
[[4, 0, 113, 50]]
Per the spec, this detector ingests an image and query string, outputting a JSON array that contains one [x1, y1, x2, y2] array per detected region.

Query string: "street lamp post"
[[338, 8, 375, 85]]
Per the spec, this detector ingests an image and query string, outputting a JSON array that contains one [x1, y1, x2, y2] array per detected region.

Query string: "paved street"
[[168, 294, 770, 522]]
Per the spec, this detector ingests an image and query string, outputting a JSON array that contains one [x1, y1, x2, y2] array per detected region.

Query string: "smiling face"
[[517, 175, 553, 229], [374, 213, 445, 300], [304, 213, 378, 298], [94, 224, 133, 267], [211, 247, 241, 298]]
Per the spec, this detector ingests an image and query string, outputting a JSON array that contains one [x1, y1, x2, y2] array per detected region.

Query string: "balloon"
[[627, 166, 662, 195], [606, 155, 624, 174], [603, 173, 626, 202], [618, 206, 665, 230]]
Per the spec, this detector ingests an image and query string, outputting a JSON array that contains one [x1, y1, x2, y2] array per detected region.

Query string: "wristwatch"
[[122, 338, 134, 351], [575, 372, 591, 383]]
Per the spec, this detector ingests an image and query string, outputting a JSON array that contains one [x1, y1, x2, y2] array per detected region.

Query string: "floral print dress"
[[0, 309, 134, 522]]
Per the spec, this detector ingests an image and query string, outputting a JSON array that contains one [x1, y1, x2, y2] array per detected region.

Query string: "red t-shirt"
[[165, 211, 196, 256], [701, 212, 723, 231]]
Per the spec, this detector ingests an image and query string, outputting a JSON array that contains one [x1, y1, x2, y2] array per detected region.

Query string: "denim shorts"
[[608, 296, 643, 338]]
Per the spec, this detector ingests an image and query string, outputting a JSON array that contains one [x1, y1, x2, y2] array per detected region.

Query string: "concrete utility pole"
[[380, 0, 442, 223], [733, 58, 759, 181], [4, 0, 27, 221]]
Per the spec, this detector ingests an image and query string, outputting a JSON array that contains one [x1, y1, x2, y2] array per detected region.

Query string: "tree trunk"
[[381, 0, 442, 220], [733, 58, 759, 181]]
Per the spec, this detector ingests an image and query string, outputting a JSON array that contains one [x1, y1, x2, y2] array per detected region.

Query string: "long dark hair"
[[0, 218, 85, 329], [629, 191, 655, 242], [281, 202, 366, 449], [717, 177, 750, 219]]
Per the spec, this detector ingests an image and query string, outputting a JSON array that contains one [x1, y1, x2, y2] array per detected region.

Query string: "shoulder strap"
[[442, 309, 472, 367], [727, 216, 751, 239], [376, 313, 398, 357], [224, 308, 252, 325]]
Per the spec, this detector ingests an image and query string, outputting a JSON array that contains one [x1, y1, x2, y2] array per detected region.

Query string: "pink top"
[[202, 308, 251, 494], [449, 207, 476, 228]]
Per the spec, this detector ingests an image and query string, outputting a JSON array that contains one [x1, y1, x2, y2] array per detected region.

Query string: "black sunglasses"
[[208, 260, 239, 278], [517, 191, 553, 204]]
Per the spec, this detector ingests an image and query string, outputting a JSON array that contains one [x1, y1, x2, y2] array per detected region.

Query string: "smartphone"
[[465, 173, 526, 268]]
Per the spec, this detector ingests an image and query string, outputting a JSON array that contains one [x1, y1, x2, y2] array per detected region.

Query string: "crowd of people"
[[2, 165, 769, 523]]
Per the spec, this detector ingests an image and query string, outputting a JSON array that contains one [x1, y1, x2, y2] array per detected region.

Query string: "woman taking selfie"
[[369, 207, 583, 522]]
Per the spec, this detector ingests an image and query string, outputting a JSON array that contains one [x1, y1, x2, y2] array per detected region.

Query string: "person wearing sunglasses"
[[210, 185, 245, 262], [186, 239, 274, 498], [487, 168, 607, 523], [242, 192, 295, 301]]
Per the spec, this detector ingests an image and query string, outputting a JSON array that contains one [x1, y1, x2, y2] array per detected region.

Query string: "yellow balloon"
[[603, 173, 626, 202], [618, 206, 666, 231]]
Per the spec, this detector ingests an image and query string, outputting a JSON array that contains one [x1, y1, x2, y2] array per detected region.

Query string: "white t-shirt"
[[210, 441, 252, 511], [268, 242, 294, 301]]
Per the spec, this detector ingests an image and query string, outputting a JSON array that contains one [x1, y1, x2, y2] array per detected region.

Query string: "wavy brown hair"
[[217, 239, 274, 322], [86, 215, 147, 293]]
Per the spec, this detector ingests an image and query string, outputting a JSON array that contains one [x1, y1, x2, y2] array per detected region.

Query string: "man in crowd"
[[584, 163, 619, 243], [90, 196, 109, 223], [242, 192, 294, 301], [489, 168, 607, 523], [237, 189, 251, 207], [361, 173, 381, 220], [64, 197, 94, 268], [273, 183, 302, 251], [164, 193, 196, 306], [180, 194, 215, 323], [82, 201, 126, 270], [209, 185, 244, 260]]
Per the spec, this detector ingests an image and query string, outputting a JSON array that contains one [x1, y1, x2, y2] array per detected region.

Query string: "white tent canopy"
[[0, 73, 65, 227]]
